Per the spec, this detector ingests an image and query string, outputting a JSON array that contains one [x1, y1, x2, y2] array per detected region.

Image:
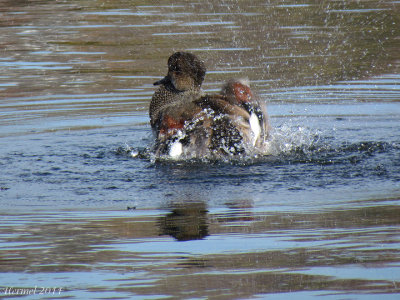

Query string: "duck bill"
[[153, 75, 171, 86]]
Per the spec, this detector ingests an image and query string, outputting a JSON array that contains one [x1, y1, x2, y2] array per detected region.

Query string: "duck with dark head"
[[149, 52, 270, 159], [149, 52, 206, 130]]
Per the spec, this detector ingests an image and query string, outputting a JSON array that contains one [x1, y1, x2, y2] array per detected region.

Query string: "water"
[[1, 0, 400, 298]]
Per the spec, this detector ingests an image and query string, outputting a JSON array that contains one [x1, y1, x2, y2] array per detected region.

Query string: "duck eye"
[[170, 65, 180, 72]]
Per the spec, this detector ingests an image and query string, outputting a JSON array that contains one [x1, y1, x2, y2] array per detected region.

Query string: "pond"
[[0, 0, 399, 299]]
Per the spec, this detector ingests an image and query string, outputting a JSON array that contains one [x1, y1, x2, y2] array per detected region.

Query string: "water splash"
[[261, 123, 321, 156], [118, 120, 399, 178], [118, 121, 321, 164]]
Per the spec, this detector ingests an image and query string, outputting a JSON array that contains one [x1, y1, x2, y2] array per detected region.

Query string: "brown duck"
[[149, 52, 269, 158]]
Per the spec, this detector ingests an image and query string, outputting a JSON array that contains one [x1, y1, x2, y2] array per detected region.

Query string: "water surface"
[[0, 0, 400, 299]]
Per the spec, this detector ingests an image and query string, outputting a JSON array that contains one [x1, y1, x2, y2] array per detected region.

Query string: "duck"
[[217, 78, 269, 148], [149, 52, 206, 130], [149, 52, 269, 158]]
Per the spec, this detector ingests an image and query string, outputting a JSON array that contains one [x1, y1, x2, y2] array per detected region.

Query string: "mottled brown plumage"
[[149, 52, 269, 158], [149, 52, 206, 129]]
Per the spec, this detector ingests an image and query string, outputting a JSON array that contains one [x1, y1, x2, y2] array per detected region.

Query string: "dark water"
[[1, 0, 400, 299]]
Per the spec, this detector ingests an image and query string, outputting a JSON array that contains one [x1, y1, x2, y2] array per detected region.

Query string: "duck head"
[[220, 78, 269, 147], [220, 78, 253, 105], [154, 52, 206, 92]]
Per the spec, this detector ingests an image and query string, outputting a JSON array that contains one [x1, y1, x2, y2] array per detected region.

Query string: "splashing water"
[[119, 120, 321, 165], [261, 123, 321, 156]]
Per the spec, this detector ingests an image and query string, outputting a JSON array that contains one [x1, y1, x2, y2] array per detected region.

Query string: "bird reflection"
[[159, 201, 208, 241]]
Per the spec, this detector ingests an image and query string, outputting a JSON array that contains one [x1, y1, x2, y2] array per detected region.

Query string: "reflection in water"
[[159, 201, 209, 241], [0, 204, 399, 298]]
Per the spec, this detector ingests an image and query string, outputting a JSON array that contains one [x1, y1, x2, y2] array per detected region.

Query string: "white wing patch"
[[249, 112, 261, 146], [169, 141, 183, 158]]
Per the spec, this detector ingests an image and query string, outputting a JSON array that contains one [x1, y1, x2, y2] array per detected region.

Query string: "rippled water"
[[1, 0, 400, 299]]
